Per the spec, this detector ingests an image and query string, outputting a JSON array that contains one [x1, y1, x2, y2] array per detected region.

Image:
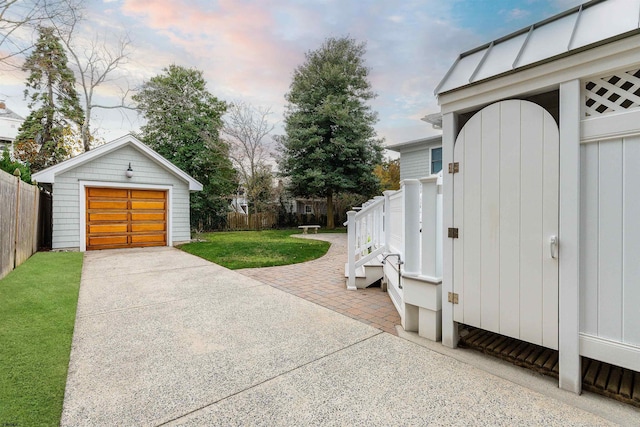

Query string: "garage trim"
[[79, 180, 173, 251]]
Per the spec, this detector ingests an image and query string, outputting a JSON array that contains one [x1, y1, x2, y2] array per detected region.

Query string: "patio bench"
[[298, 225, 320, 234]]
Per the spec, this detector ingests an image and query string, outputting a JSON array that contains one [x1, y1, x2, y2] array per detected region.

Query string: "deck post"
[[346, 210, 357, 290], [383, 190, 394, 254], [402, 179, 420, 276], [442, 112, 459, 348], [420, 176, 438, 278], [374, 196, 384, 249], [559, 79, 582, 394]]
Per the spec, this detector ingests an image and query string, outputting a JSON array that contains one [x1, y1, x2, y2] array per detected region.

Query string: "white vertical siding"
[[580, 135, 640, 347], [52, 145, 191, 249], [453, 100, 559, 350], [388, 191, 403, 253]]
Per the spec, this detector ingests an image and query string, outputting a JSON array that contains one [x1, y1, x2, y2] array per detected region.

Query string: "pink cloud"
[[119, 0, 305, 107]]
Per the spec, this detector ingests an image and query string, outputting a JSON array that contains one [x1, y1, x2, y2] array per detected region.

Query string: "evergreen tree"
[[133, 65, 236, 230], [279, 36, 383, 228], [14, 26, 84, 171], [0, 148, 31, 183]]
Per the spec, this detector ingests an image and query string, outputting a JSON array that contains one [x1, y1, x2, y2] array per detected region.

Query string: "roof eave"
[[436, 27, 640, 97], [32, 134, 203, 191]]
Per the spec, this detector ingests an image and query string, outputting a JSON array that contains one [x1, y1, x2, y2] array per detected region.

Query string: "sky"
[[0, 0, 585, 152]]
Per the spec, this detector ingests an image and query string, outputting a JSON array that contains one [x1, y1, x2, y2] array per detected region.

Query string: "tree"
[[223, 101, 275, 220], [53, 6, 133, 151], [0, 147, 31, 183], [1, 0, 80, 63], [278, 36, 383, 229], [133, 64, 236, 230], [14, 25, 84, 171], [374, 157, 400, 191]]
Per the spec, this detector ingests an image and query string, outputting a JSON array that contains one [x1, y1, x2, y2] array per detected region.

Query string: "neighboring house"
[[385, 135, 442, 180], [32, 134, 202, 251], [276, 176, 327, 216], [0, 101, 24, 156], [289, 197, 327, 216], [230, 186, 248, 213], [347, 0, 640, 397]]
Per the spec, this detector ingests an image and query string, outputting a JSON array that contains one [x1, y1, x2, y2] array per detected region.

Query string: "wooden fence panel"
[[0, 169, 40, 280], [15, 179, 39, 266], [0, 171, 17, 279], [225, 212, 276, 230]]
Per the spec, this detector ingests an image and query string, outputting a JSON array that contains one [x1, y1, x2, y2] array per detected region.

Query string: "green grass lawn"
[[0, 251, 83, 427], [179, 229, 332, 269]]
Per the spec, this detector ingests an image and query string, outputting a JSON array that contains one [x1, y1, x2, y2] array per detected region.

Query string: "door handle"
[[549, 235, 558, 259]]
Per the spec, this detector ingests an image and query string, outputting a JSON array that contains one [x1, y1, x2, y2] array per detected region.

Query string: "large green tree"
[[14, 26, 84, 171], [133, 64, 236, 230], [279, 36, 383, 228]]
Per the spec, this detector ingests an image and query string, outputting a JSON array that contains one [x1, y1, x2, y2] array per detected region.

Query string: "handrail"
[[345, 172, 443, 291], [345, 194, 387, 290]]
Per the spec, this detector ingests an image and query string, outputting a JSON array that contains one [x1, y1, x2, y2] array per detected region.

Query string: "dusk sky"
[[1, 0, 585, 152]]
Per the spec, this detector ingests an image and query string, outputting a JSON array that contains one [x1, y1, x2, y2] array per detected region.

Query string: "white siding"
[[580, 135, 640, 348], [398, 141, 442, 181], [400, 148, 430, 181], [52, 145, 191, 249], [453, 100, 559, 349]]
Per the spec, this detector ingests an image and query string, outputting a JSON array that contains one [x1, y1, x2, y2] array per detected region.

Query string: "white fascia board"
[[385, 135, 443, 152], [33, 134, 203, 191]]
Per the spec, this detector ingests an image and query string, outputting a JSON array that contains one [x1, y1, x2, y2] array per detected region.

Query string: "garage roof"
[[435, 0, 640, 95], [33, 134, 203, 191]]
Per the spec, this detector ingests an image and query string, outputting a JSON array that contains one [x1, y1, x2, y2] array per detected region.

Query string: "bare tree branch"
[[0, 0, 79, 62], [51, 6, 133, 151], [223, 101, 276, 216]]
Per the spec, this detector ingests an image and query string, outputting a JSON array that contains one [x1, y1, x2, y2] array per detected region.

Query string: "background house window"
[[431, 147, 442, 174], [305, 205, 312, 214]]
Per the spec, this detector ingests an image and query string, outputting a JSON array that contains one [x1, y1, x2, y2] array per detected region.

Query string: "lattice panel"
[[585, 68, 640, 117]]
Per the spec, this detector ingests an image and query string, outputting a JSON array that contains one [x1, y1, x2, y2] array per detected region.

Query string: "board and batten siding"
[[52, 145, 191, 249], [580, 134, 640, 348]]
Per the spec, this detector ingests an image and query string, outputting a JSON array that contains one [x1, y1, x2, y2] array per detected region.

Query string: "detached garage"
[[32, 134, 202, 251]]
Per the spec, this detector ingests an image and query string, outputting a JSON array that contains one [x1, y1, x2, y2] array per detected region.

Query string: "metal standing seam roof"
[[435, 0, 640, 95]]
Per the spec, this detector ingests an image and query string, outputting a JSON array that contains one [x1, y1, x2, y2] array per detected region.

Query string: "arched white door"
[[452, 100, 559, 350]]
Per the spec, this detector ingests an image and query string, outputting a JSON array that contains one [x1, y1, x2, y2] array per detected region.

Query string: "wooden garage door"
[[86, 187, 167, 250]]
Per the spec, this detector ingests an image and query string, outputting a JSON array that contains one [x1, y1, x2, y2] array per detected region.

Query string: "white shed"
[[437, 0, 640, 394], [32, 134, 202, 251]]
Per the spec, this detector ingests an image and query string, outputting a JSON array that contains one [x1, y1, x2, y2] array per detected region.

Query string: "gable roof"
[[32, 134, 203, 191], [0, 105, 23, 121], [436, 0, 640, 95]]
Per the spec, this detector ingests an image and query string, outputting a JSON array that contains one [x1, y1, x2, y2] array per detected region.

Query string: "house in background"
[[385, 135, 442, 180], [32, 134, 202, 251], [0, 101, 24, 157]]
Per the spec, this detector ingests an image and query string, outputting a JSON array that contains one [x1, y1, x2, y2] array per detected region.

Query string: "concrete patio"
[[60, 240, 639, 426]]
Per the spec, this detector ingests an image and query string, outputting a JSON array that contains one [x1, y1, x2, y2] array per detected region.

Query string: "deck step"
[[344, 261, 384, 289]]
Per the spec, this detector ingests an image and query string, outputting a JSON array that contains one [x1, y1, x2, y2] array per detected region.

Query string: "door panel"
[[85, 187, 167, 250], [453, 100, 559, 349]]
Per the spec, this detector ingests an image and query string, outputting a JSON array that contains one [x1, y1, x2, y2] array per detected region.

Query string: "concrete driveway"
[[61, 246, 638, 426]]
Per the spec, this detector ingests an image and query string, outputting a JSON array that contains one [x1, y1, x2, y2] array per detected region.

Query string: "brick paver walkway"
[[236, 234, 401, 335]]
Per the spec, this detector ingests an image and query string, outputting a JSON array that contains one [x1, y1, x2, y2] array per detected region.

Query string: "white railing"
[[345, 172, 443, 291], [345, 195, 386, 290]]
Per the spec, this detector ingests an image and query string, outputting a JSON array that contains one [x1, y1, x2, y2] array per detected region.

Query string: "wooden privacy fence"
[[0, 169, 40, 280], [226, 212, 276, 230]]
